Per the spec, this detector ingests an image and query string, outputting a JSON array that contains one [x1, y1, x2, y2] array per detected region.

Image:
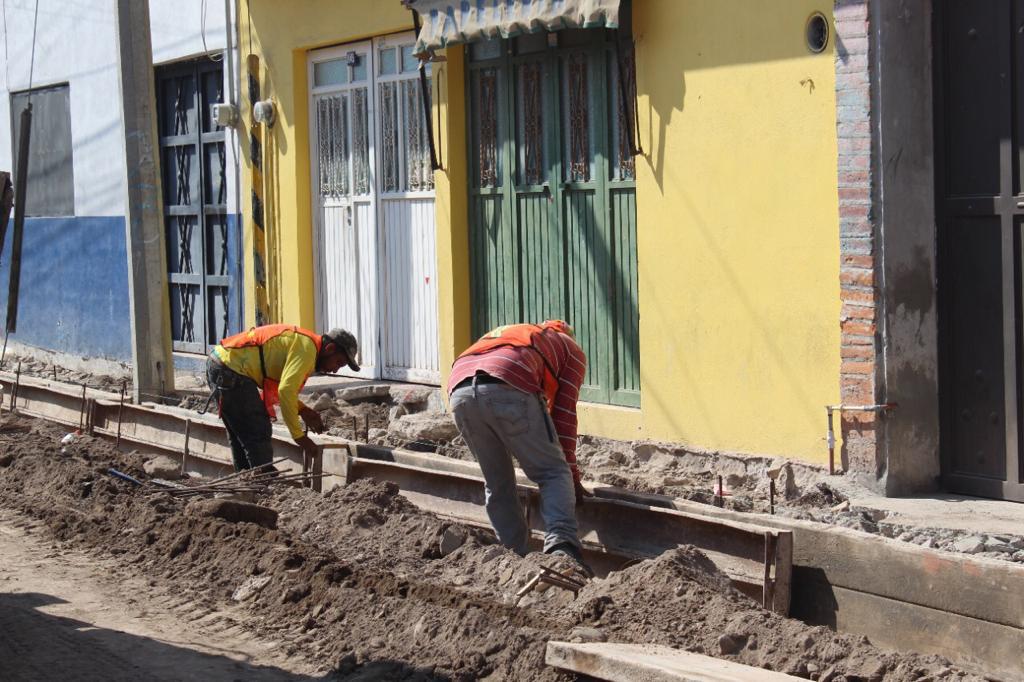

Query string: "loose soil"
[[0, 413, 985, 680], [5, 354, 1024, 565]]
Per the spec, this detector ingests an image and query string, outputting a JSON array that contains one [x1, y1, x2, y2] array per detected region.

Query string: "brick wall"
[[834, 0, 879, 474]]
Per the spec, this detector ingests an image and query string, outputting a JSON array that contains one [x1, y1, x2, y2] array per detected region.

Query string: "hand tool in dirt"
[[107, 468, 144, 486], [537, 564, 589, 594], [515, 562, 590, 604]]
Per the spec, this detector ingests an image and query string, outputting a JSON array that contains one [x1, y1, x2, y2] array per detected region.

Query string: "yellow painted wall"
[[240, 0, 413, 329], [242, 0, 841, 465], [602, 0, 842, 463], [240, 0, 471, 375]]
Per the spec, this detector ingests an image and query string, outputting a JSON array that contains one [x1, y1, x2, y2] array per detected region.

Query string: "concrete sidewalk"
[[847, 492, 1024, 537]]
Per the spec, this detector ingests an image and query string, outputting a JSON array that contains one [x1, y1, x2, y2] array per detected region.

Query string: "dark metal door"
[[157, 59, 234, 354], [936, 0, 1024, 501]]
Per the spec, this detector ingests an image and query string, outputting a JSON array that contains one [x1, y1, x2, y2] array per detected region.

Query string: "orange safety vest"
[[220, 324, 322, 418], [456, 320, 573, 410]]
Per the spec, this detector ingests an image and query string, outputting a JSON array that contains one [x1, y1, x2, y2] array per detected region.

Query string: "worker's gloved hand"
[[299, 405, 325, 434], [295, 435, 321, 464], [574, 479, 593, 505]]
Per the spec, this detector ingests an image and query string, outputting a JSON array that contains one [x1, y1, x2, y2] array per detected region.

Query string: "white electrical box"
[[211, 103, 239, 127]]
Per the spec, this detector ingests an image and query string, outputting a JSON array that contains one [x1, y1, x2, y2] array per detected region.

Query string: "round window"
[[806, 12, 830, 53]]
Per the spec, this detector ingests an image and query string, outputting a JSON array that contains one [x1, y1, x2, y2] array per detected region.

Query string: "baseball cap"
[[324, 328, 361, 371]]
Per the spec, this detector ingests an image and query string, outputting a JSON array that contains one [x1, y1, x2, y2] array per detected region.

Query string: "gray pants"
[[450, 381, 580, 554]]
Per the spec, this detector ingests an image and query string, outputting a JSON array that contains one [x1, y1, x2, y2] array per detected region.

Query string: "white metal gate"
[[309, 34, 439, 383]]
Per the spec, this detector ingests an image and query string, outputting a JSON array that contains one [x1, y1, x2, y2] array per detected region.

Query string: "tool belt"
[[200, 353, 248, 414]]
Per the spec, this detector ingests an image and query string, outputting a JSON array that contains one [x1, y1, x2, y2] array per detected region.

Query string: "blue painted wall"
[[0, 216, 132, 361], [0, 214, 244, 366]]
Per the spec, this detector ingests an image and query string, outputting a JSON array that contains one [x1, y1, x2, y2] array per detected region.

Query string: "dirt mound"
[[572, 548, 966, 679], [793, 482, 848, 509], [0, 413, 984, 680]]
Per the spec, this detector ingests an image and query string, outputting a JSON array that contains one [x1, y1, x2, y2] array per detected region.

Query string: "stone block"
[[439, 526, 467, 556], [983, 539, 1016, 554], [232, 575, 272, 601], [333, 384, 391, 403], [951, 535, 986, 555], [568, 626, 607, 643], [390, 385, 434, 406], [143, 455, 181, 479], [310, 392, 335, 412], [388, 412, 459, 443]]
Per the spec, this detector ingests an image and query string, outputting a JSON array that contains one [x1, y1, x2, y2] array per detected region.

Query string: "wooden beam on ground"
[[545, 642, 802, 682]]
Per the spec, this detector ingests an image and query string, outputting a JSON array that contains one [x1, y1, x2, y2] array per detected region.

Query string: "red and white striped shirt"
[[448, 329, 587, 480]]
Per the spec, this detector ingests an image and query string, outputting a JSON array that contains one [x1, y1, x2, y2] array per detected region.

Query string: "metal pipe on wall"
[[826, 403, 897, 475]]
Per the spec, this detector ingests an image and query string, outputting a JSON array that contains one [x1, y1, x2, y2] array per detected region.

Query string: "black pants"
[[206, 356, 274, 471]]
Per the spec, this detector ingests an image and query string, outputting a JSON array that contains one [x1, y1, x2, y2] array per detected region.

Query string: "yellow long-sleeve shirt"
[[213, 329, 316, 439]]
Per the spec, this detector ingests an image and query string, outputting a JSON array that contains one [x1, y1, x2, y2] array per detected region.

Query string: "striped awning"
[[402, 0, 622, 57]]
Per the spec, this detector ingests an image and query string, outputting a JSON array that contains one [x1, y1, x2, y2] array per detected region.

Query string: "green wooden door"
[[467, 30, 639, 407]]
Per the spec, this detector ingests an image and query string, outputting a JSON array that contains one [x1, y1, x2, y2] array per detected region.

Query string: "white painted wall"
[[151, 0, 227, 64], [0, 0, 124, 217], [0, 0, 240, 219]]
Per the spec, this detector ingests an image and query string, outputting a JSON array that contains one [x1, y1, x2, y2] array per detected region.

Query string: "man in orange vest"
[[206, 324, 359, 471], [448, 320, 592, 573]]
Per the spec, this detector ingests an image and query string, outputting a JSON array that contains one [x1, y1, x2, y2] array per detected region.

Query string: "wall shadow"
[[0, 591, 318, 681], [787, 566, 839, 630], [1, 591, 453, 681]]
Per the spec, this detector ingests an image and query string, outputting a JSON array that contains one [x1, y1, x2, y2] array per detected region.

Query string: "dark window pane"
[[11, 84, 75, 217]]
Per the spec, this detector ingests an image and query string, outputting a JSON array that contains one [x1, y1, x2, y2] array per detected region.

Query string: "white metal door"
[[309, 42, 378, 379], [309, 34, 439, 383], [374, 33, 439, 383]]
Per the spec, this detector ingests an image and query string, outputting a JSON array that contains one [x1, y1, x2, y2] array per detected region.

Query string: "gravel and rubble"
[[0, 412, 986, 680], [1, 353, 131, 393]]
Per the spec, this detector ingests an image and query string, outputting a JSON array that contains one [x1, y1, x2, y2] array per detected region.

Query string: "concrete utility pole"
[[114, 0, 175, 403]]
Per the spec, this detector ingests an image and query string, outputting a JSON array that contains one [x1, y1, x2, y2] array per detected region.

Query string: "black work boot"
[[545, 541, 594, 578]]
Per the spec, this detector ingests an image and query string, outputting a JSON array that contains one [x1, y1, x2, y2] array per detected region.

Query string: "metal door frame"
[[157, 58, 232, 355]]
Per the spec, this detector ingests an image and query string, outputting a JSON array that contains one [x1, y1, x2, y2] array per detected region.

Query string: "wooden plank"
[[772, 531, 793, 615], [545, 642, 802, 682], [795, 582, 1023, 681], [762, 532, 776, 610], [656, 491, 1024, 630]]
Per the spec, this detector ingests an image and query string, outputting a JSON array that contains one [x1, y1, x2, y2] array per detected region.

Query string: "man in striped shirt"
[[448, 320, 591, 572]]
